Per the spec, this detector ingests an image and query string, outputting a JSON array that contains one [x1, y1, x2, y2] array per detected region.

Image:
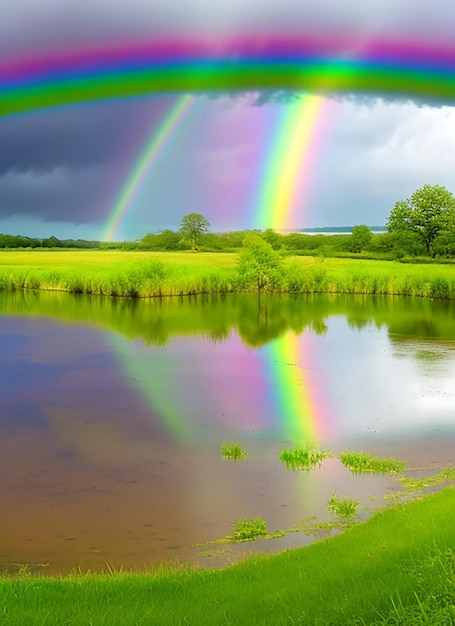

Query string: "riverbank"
[[2, 250, 455, 299], [1, 486, 454, 624]]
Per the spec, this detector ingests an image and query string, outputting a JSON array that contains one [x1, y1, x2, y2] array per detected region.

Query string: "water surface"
[[1, 292, 454, 573]]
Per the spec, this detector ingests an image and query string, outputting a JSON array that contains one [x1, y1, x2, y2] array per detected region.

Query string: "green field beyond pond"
[[1, 487, 454, 625], [2, 249, 455, 299]]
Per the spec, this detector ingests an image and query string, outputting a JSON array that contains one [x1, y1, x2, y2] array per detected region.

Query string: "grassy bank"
[[1, 487, 454, 625], [2, 250, 455, 299]]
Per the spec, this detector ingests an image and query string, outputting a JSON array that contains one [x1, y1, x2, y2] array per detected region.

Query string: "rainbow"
[[265, 331, 330, 444], [256, 93, 333, 230], [2, 35, 455, 118], [104, 95, 193, 241]]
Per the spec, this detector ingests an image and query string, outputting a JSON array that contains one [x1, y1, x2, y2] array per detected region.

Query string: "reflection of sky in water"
[[1, 310, 455, 446], [107, 316, 455, 446], [317, 317, 455, 440]]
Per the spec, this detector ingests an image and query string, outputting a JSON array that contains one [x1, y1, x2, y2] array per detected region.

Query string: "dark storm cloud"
[[0, 94, 180, 224], [0, 98, 176, 175]]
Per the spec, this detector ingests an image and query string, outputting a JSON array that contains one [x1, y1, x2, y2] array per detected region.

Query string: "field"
[[1, 487, 454, 624], [2, 249, 455, 298]]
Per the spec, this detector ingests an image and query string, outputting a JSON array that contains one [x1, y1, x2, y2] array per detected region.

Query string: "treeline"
[[0, 233, 100, 249], [2, 227, 455, 262]]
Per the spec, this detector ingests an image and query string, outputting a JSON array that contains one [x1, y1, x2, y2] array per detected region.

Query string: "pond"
[[0, 291, 454, 574]]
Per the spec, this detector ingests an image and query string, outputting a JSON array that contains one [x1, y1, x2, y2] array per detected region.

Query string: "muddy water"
[[0, 292, 454, 574]]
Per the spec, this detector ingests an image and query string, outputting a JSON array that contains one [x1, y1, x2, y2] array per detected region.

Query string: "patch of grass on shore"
[[339, 451, 406, 474], [1, 487, 455, 625], [279, 445, 332, 471], [220, 441, 248, 460], [3, 250, 455, 299]]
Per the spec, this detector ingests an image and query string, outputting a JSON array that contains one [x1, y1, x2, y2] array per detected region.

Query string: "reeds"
[[339, 451, 406, 475], [3, 250, 455, 299], [220, 441, 248, 460], [279, 445, 332, 471]]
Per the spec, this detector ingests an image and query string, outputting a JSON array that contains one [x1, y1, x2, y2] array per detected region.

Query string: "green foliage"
[[279, 445, 332, 471], [349, 225, 373, 253], [178, 213, 211, 250], [220, 441, 248, 460], [262, 228, 284, 250], [230, 517, 267, 541], [237, 233, 283, 292], [339, 451, 406, 475], [387, 184, 455, 257], [327, 493, 359, 524]]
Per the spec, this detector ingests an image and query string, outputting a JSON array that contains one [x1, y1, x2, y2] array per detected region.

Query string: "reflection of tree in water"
[[2, 290, 455, 349]]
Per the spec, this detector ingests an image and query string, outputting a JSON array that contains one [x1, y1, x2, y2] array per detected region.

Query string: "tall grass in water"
[[220, 441, 248, 460], [230, 517, 267, 541], [339, 451, 406, 474], [279, 445, 332, 471]]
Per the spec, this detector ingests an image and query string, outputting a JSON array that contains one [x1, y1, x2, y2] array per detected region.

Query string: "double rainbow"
[[2, 35, 455, 118]]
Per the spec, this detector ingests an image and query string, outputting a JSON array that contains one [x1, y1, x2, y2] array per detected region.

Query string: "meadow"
[[2, 249, 455, 299], [1, 487, 454, 624]]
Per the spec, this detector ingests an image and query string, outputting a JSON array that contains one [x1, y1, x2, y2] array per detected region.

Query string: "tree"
[[387, 184, 455, 257], [179, 213, 211, 250], [237, 233, 283, 292], [349, 225, 372, 253]]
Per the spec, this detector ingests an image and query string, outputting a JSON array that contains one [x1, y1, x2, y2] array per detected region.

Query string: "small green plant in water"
[[279, 445, 332, 471], [327, 493, 359, 524], [231, 517, 267, 542], [220, 441, 248, 460], [339, 451, 405, 475]]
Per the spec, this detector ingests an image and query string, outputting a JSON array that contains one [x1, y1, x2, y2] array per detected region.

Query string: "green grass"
[[327, 493, 360, 523], [1, 487, 455, 624], [230, 517, 268, 542], [339, 451, 406, 474], [3, 250, 455, 299], [279, 445, 332, 471], [220, 441, 248, 460]]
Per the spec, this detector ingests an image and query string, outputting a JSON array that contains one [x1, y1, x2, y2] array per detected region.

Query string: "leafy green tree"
[[387, 184, 455, 257], [262, 228, 283, 250], [237, 233, 283, 292], [349, 225, 372, 253], [179, 213, 211, 250]]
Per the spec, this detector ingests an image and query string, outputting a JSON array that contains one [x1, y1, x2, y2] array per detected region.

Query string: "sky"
[[2, 0, 455, 241]]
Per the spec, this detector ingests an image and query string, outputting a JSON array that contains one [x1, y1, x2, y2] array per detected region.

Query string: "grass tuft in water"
[[279, 445, 332, 471], [339, 451, 405, 475], [230, 517, 268, 542], [327, 493, 359, 525], [220, 441, 248, 460]]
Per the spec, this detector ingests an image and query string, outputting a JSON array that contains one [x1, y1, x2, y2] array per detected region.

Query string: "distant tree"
[[237, 233, 283, 292], [387, 184, 455, 257], [158, 229, 182, 250], [349, 225, 372, 253], [262, 228, 283, 250], [42, 235, 61, 248], [179, 213, 211, 250]]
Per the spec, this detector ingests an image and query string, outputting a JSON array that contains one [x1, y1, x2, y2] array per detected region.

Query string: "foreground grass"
[[3, 250, 455, 299], [2, 487, 454, 625]]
